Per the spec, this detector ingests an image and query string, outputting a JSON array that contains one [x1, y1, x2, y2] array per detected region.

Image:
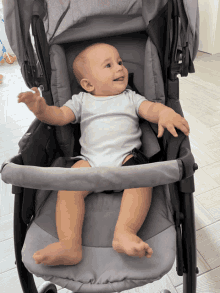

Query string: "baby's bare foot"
[[33, 241, 82, 266], [112, 228, 153, 258]]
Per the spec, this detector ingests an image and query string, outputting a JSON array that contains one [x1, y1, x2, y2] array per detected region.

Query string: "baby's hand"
[[157, 108, 190, 138], [17, 87, 47, 116]]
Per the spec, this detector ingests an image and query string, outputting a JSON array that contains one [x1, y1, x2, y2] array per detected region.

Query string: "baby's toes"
[[145, 245, 153, 258], [33, 251, 43, 263], [134, 242, 149, 258], [33, 255, 41, 264]]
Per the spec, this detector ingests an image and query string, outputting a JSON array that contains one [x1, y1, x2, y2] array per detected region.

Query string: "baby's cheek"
[[124, 67, 129, 76]]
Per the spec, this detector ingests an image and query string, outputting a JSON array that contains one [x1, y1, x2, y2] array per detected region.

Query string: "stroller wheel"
[[38, 281, 57, 293], [160, 290, 171, 293]]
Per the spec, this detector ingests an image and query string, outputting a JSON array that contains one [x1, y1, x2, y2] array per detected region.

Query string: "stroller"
[[1, 0, 200, 292]]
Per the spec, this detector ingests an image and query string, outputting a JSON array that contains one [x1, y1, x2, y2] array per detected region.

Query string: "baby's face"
[[81, 45, 129, 97]]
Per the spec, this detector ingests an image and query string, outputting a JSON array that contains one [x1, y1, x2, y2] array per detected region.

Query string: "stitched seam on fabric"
[[143, 223, 175, 242], [151, 40, 158, 102], [33, 220, 59, 240]]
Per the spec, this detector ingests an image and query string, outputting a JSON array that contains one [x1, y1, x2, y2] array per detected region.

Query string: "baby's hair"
[[73, 42, 111, 86]]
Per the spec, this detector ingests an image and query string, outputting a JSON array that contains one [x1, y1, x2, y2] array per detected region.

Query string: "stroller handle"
[[0, 148, 196, 192]]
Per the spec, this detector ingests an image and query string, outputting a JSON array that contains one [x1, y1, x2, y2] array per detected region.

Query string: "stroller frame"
[[3, 0, 199, 292]]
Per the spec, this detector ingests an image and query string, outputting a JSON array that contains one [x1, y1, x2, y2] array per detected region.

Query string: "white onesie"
[[64, 89, 147, 167]]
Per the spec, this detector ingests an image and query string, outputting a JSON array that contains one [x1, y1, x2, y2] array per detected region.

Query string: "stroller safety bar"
[[0, 148, 195, 192]]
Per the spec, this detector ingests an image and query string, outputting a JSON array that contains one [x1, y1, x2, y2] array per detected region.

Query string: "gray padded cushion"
[[22, 157, 175, 293], [23, 223, 175, 293], [50, 31, 161, 157], [2, 159, 183, 192]]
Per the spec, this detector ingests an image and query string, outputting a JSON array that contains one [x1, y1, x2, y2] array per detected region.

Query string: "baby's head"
[[73, 43, 129, 97]]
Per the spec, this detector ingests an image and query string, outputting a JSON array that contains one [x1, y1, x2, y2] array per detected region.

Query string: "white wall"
[[198, 0, 220, 54], [0, 1, 14, 55], [214, 0, 220, 54]]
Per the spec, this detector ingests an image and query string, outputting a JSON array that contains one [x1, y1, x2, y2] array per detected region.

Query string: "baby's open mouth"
[[114, 76, 124, 81]]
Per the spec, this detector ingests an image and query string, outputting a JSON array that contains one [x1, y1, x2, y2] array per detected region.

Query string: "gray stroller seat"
[[20, 35, 179, 293], [1, 0, 199, 292]]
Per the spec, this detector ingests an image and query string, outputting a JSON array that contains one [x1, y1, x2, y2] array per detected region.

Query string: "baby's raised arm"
[[17, 87, 75, 126]]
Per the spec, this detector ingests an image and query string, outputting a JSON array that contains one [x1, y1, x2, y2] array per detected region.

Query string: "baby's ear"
[[79, 84, 86, 92], [80, 79, 94, 93]]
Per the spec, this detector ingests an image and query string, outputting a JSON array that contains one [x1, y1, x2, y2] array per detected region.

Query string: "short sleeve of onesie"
[[63, 92, 83, 124], [129, 90, 147, 118]]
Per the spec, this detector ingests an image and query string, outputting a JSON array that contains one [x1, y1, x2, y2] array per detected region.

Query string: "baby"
[[18, 43, 190, 266]]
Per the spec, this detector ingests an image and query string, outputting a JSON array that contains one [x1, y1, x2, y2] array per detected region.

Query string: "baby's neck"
[[90, 91, 124, 98]]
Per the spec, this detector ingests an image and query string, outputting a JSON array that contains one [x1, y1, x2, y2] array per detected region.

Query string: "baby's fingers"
[[17, 91, 33, 103], [31, 87, 41, 96], [177, 119, 190, 136], [167, 124, 178, 137], [180, 124, 190, 136], [17, 87, 40, 103], [183, 119, 190, 135]]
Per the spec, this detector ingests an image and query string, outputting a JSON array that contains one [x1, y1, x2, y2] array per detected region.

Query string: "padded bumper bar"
[[0, 148, 196, 192]]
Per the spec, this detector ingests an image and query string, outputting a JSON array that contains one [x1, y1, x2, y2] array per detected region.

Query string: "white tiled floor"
[[0, 50, 220, 293]]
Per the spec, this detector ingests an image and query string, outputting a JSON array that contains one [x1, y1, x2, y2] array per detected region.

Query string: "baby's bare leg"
[[112, 155, 153, 258], [33, 159, 92, 266]]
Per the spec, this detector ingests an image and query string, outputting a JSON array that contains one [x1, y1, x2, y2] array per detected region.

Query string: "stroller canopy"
[[3, 0, 199, 73]]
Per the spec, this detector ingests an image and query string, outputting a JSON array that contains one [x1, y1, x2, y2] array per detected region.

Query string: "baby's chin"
[[109, 89, 126, 96], [111, 84, 128, 95], [90, 83, 128, 96]]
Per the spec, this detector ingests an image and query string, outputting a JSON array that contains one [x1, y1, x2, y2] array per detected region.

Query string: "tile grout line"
[[195, 219, 220, 232], [196, 249, 212, 270], [0, 237, 13, 243], [194, 185, 220, 198], [199, 168, 220, 187]]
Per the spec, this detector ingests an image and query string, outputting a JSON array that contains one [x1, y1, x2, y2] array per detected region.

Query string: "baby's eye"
[[105, 63, 111, 68], [118, 60, 123, 65]]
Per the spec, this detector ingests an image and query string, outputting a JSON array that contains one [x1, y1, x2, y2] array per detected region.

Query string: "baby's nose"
[[116, 64, 123, 70]]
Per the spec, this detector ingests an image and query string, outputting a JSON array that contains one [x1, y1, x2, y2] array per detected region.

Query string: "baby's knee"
[[71, 160, 92, 198], [71, 159, 91, 168]]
